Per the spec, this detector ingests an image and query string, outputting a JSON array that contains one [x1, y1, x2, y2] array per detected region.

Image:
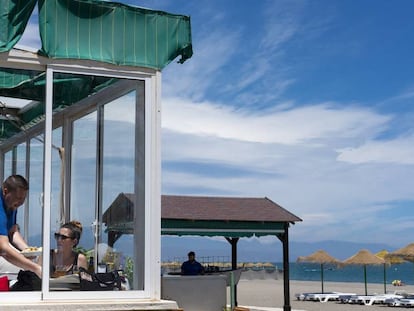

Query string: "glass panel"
[[50, 128, 63, 236], [70, 112, 97, 253], [15, 144, 26, 238], [28, 137, 43, 247], [15, 143, 26, 176], [49, 72, 100, 289], [3, 150, 12, 176], [48, 71, 144, 293], [100, 90, 138, 288], [1, 66, 148, 296], [65, 111, 96, 286], [0, 121, 45, 292], [0, 63, 45, 291], [31, 128, 63, 274]]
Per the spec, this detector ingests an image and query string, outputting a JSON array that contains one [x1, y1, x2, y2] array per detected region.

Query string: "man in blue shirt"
[[181, 251, 204, 275], [0, 175, 42, 278]]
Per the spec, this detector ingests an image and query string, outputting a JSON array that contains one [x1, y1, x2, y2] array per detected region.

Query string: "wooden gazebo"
[[104, 193, 302, 311]]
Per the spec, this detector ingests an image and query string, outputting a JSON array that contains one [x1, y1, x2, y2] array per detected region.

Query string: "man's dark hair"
[[188, 251, 195, 257], [3, 175, 29, 192]]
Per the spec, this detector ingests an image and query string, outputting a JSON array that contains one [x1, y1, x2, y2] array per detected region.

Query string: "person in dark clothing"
[[181, 251, 204, 275]]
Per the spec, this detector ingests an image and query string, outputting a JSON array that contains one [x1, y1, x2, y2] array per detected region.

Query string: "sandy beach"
[[233, 278, 414, 311]]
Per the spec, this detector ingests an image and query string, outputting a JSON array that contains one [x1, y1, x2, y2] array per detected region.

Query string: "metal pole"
[[282, 223, 291, 311], [321, 263, 324, 293], [226, 237, 239, 306], [230, 271, 235, 309], [364, 265, 368, 296]]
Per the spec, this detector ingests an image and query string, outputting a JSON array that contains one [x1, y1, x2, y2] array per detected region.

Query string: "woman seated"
[[51, 220, 87, 277]]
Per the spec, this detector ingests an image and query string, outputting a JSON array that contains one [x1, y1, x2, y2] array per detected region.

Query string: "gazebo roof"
[[161, 194, 301, 222], [103, 193, 302, 239]]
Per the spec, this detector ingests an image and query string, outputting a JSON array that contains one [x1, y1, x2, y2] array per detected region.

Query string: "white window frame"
[[0, 55, 162, 302]]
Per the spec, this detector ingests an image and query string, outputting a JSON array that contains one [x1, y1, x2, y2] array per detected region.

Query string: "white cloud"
[[160, 1, 414, 248], [162, 97, 390, 145], [162, 21, 241, 101], [337, 136, 414, 164], [260, 1, 302, 52], [161, 1, 314, 107], [161, 95, 414, 246], [379, 87, 414, 105]]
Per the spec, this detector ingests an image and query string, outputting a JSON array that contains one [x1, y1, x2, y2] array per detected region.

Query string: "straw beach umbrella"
[[387, 243, 414, 284], [377, 249, 405, 264], [387, 243, 414, 261], [245, 262, 256, 269], [262, 262, 276, 271], [297, 250, 340, 293], [342, 249, 385, 295]]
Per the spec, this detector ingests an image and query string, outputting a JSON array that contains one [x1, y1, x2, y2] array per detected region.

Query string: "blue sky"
[[19, 1, 414, 253]]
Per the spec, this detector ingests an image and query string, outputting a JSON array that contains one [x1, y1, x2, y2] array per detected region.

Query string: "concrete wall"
[[162, 275, 227, 311]]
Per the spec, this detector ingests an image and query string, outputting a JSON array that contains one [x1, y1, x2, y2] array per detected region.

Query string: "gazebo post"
[[226, 237, 239, 306], [278, 223, 291, 311]]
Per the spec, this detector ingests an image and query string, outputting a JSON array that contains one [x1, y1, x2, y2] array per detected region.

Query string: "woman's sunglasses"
[[54, 233, 73, 240]]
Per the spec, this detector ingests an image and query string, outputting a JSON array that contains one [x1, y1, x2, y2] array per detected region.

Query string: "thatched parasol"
[[342, 249, 385, 295], [262, 262, 276, 270], [386, 243, 414, 285], [245, 262, 256, 268], [297, 250, 340, 293], [387, 243, 414, 261], [376, 249, 405, 264], [222, 262, 232, 268]]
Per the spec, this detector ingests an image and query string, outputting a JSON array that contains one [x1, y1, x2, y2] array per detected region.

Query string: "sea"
[[279, 262, 414, 285]]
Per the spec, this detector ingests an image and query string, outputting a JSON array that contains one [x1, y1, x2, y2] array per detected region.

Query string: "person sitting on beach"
[[181, 251, 204, 275], [392, 279, 403, 286], [50, 220, 87, 277]]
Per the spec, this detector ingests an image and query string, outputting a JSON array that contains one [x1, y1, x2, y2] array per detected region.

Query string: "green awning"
[[0, 0, 37, 52], [0, 69, 117, 141], [103, 219, 286, 238], [1, 0, 193, 70], [38, 0, 193, 69], [0, 0, 192, 143], [161, 219, 286, 238]]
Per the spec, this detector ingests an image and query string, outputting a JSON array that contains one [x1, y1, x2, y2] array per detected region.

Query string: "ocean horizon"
[[162, 259, 414, 286], [282, 262, 414, 286]]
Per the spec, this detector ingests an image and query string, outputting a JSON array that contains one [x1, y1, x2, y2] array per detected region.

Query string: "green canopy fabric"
[[0, 68, 43, 92], [0, 0, 192, 143], [1, 0, 193, 70], [0, 0, 37, 52], [38, 0, 192, 69], [0, 70, 117, 140]]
